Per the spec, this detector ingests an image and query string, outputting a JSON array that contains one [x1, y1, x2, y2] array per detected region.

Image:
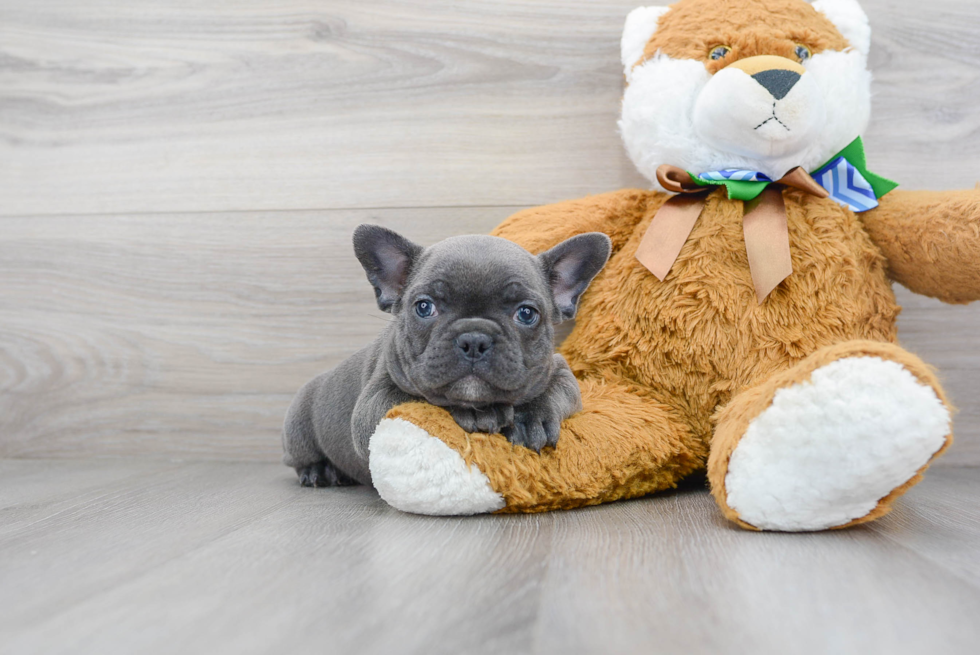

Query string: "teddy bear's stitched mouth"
[[755, 103, 791, 132]]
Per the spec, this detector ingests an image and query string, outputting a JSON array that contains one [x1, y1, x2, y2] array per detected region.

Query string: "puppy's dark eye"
[[514, 305, 539, 326], [795, 44, 812, 62], [709, 45, 731, 61], [414, 300, 437, 318]]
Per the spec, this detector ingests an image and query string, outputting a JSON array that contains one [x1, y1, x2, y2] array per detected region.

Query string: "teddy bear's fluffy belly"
[[560, 193, 900, 435]]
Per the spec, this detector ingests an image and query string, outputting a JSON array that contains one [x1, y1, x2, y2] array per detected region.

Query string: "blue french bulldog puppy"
[[282, 225, 611, 487]]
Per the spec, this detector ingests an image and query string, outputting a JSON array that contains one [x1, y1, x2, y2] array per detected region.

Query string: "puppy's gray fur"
[[282, 226, 611, 487]]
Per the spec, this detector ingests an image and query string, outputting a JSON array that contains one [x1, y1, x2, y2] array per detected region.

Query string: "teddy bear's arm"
[[491, 189, 660, 256], [860, 189, 980, 304]]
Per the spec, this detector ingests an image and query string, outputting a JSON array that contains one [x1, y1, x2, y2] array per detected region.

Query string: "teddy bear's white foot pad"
[[725, 357, 950, 531], [369, 418, 505, 515]]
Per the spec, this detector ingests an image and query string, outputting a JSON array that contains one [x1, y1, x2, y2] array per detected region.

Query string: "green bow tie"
[[689, 137, 899, 208]]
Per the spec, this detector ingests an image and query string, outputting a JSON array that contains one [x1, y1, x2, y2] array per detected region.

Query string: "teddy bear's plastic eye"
[[795, 44, 812, 62], [709, 45, 732, 61]]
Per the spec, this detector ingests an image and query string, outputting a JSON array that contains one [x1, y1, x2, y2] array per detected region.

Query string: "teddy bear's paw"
[[724, 356, 951, 531], [368, 417, 506, 516]]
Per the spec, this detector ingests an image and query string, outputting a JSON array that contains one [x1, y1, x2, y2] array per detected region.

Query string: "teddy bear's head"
[[620, 0, 872, 186]]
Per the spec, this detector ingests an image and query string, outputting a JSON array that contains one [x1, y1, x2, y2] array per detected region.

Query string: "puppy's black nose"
[[456, 332, 493, 362], [752, 69, 800, 100]]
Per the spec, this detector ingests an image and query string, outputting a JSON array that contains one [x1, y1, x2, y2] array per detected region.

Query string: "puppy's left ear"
[[539, 233, 612, 322], [353, 224, 424, 312]]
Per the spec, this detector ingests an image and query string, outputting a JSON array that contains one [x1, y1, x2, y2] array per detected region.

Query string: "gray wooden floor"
[[1, 459, 979, 655]]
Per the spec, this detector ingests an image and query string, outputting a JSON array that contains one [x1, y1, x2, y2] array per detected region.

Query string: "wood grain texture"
[[1, 0, 980, 216], [894, 287, 980, 466], [2, 2, 978, 650], [1, 460, 979, 655], [1, 207, 978, 464], [534, 476, 980, 655], [1, 0, 979, 464], [868, 467, 980, 589], [0, 208, 508, 460]]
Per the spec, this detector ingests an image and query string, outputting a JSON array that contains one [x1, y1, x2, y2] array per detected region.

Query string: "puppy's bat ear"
[[538, 233, 612, 322], [352, 225, 424, 312]]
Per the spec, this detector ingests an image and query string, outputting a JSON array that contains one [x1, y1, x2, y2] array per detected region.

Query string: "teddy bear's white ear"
[[812, 0, 871, 56], [621, 6, 671, 79]]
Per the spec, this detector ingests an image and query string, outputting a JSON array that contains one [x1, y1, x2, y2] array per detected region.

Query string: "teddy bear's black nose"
[[456, 332, 494, 362], [752, 69, 801, 100]]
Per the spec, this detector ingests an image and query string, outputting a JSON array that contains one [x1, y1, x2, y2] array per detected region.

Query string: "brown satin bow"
[[635, 165, 830, 303]]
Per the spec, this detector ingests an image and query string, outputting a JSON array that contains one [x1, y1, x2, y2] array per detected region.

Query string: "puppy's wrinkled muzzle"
[[450, 317, 500, 364], [456, 331, 493, 363]]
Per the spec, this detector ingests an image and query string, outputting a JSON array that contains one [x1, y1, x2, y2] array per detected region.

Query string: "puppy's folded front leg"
[[504, 354, 582, 453], [351, 378, 416, 462]]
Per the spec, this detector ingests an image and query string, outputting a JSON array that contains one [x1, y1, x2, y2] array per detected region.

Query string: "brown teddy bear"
[[365, 0, 980, 531]]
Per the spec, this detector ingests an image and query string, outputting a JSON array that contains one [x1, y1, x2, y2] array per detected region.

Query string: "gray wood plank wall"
[[2, 0, 979, 464]]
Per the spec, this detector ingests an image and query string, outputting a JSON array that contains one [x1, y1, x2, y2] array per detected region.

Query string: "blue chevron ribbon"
[[811, 156, 878, 212], [698, 170, 774, 183], [692, 137, 898, 211]]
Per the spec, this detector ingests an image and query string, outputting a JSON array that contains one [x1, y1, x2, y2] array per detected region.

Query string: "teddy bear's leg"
[[708, 341, 953, 532], [368, 376, 705, 515]]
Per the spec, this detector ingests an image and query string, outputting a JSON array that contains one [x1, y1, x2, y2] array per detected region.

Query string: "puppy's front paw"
[[502, 356, 581, 453], [503, 404, 562, 453], [450, 404, 515, 434]]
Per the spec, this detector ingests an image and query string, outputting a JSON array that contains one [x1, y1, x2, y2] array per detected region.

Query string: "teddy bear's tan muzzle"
[[727, 55, 807, 100]]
